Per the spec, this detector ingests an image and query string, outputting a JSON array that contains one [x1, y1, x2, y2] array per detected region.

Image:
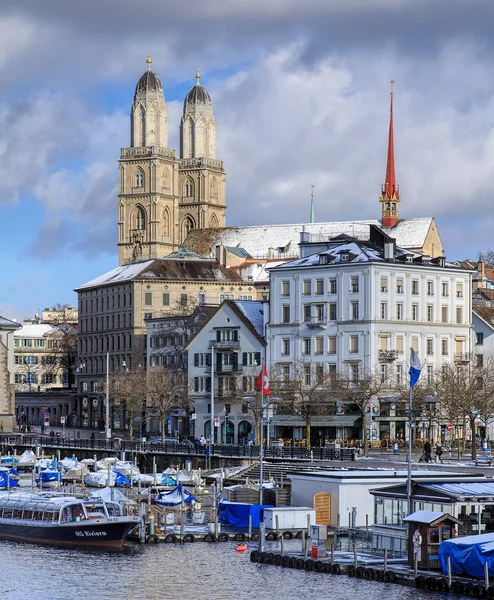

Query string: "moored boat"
[[0, 493, 140, 551]]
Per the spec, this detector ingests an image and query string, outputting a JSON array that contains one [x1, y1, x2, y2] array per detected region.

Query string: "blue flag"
[[409, 348, 421, 387]]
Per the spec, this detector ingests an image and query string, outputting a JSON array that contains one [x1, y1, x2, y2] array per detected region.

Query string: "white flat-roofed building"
[[267, 225, 472, 441]]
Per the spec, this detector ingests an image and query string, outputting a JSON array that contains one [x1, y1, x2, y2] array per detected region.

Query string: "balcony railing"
[[454, 353, 470, 363], [209, 340, 240, 349], [379, 350, 398, 362], [216, 364, 242, 373], [307, 316, 327, 329]]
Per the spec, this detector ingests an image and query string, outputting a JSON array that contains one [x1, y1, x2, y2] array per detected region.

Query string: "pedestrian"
[[199, 435, 206, 446], [435, 441, 443, 463], [90, 431, 95, 448], [424, 439, 432, 463]]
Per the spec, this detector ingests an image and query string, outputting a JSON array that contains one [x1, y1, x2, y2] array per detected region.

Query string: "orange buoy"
[[236, 543, 248, 552]]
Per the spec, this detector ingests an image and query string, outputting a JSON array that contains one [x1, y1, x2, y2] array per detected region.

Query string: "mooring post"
[[353, 543, 357, 568], [384, 548, 388, 573], [280, 529, 284, 557], [485, 560, 489, 591], [248, 514, 252, 541], [331, 543, 335, 566], [276, 514, 280, 540], [447, 556, 452, 588], [366, 514, 368, 530], [414, 552, 418, 579]]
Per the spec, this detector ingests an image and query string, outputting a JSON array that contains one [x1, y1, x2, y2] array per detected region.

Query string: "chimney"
[[267, 247, 274, 259], [478, 260, 485, 288]]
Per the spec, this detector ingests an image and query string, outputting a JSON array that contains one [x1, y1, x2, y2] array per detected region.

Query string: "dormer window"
[[406, 255, 413, 263], [319, 255, 329, 265], [341, 253, 349, 262]]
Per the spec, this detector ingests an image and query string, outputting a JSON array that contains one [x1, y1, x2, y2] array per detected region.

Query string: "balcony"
[[209, 340, 240, 350], [379, 350, 398, 362], [307, 316, 327, 329], [454, 353, 470, 363], [216, 364, 242, 374]]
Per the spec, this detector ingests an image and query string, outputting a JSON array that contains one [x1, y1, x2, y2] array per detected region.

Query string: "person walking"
[[435, 441, 444, 463], [424, 439, 432, 463]]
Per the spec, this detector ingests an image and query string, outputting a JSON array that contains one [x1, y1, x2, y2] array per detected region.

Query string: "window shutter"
[[232, 354, 238, 371], [194, 378, 199, 392], [194, 353, 199, 367], [243, 352, 247, 366], [233, 330, 238, 342], [216, 330, 221, 342], [206, 377, 211, 393], [217, 353, 223, 371], [206, 353, 211, 367]]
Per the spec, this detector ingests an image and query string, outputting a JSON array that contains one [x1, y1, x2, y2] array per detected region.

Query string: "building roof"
[[14, 323, 54, 338], [403, 510, 447, 524], [184, 82, 211, 106], [0, 316, 21, 330], [184, 218, 437, 260], [135, 69, 163, 96], [76, 256, 240, 291], [473, 306, 494, 328], [422, 481, 494, 499]]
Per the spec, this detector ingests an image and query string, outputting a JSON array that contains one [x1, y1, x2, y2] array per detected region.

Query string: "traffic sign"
[[60, 416, 66, 425], [191, 413, 197, 420], [447, 424, 453, 431], [214, 417, 220, 427]]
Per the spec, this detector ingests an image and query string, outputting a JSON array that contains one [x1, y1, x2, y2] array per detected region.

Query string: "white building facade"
[[268, 226, 472, 442], [185, 300, 266, 444]]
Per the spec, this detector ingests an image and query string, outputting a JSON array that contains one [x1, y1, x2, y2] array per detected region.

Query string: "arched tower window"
[[162, 168, 170, 193], [209, 213, 219, 228], [184, 178, 194, 198], [182, 216, 195, 241], [135, 169, 144, 188], [163, 208, 171, 239], [136, 206, 146, 230]]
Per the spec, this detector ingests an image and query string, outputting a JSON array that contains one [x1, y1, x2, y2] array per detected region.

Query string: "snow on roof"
[[14, 323, 54, 337], [184, 218, 434, 258], [76, 260, 155, 290], [233, 300, 264, 338], [404, 510, 446, 524], [423, 481, 494, 497], [233, 261, 286, 282], [443, 532, 494, 547], [0, 316, 20, 329]]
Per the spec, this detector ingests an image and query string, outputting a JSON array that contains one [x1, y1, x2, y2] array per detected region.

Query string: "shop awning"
[[273, 415, 360, 428]]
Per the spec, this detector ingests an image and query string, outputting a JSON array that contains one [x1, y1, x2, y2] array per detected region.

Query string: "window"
[[426, 338, 434, 355], [350, 364, 359, 382], [455, 339, 465, 356], [36, 339, 44, 348], [162, 293, 169, 306], [396, 336, 404, 354], [427, 281, 434, 296], [350, 277, 359, 293], [184, 179, 194, 197], [442, 282, 449, 297], [476, 332, 484, 345], [242, 352, 261, 366], [456, 307, 463, 324], [380, 277, 388, 293], [329, 279, 337, 294], [144, 312, 152, 320], [303, 304, 312, 322], [303, 280, 311, 295], [441, 306, 448, 323], [329, 303, 337, 321], [314, 304, 325, 322], [380, 364, 387, 383], [396, 303, 403, 320], [381, 302, 387, 319], [315, 364, 324, 384], [350, 301, 359, 320], [281, 338, 290, 356], [456, 282, 463, 298], [144, 292, 152, 306], [219, 294, 234, 302], [328, 336, 336, 355], [282, 305, 290, 323], [427, 365, 433, 384], [304, 364, 311, 386], [281, 365, 290, 380], [302, 338, 311, 355], [281, 281, 290, 297], [135, 169, 144, 188], [198, 293, 205, 305], [136, 206, 146, 230], [349, 335, 359, 353], [396, 278, 404, 294], [427, 305, 433, 322], [180, 294, 187, 307], [412, 304, 418, 321], [412, 280, 419, 295], [441, 339, 448, 356], [396, 364, 403, 385], [315, 337, 324, 355], [411, 337, 418, 352], [315, 279, 324, 295], [477, 354, 484, 368], [193, 377, 211, 393]]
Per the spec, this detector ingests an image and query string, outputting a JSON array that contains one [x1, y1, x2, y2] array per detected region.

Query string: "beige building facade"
[[0, 315, 21, 432], [118, 59, 226, 265]]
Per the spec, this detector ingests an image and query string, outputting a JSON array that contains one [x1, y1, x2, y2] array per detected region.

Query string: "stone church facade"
[[118, 57, 226, 266]]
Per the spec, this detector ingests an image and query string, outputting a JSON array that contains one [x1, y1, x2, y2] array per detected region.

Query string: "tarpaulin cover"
[[217, 500, 273, 528], [36, 469, 62, 483], [114, 471, 130, 486], [439, 532, 494, 578], [154, 484, 197, 506], [0, 470, 18, 488]]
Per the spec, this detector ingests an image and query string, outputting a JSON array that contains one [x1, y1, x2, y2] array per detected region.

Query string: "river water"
[[0, 540, 469, 600]]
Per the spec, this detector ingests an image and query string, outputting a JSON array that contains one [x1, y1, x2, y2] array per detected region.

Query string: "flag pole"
[[407, 378, 413, 516], [259, 362, 264, 506]]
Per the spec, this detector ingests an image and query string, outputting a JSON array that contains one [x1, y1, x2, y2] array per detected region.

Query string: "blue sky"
[[2, 0, 494, 322]]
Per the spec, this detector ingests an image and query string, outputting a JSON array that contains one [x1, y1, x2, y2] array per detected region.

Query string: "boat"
[[0, 493, 140, 550]]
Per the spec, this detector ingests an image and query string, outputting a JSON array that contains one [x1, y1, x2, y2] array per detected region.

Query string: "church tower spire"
[[380, 80, 400, 227]]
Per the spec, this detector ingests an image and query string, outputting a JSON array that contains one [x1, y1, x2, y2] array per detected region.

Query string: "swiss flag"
[[255, 365, 270, 396]]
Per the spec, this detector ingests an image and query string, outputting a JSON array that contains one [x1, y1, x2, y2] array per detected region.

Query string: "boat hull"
[[0, 518, 139, 551]]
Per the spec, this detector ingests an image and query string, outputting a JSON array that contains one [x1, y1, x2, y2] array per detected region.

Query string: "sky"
[[1, 0, 494, 322]]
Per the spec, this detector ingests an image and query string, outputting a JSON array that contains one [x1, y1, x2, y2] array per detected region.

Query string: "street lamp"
[[244, 395, 281, 505]]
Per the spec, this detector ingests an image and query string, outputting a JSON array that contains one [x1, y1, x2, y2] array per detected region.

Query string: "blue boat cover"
[[217, 500, 274, 528], [0, 470, 18, 488], [161, 474, 176, 485], [114, 471, 130, 486], [154, 484, 196, 506], [36, 469, 62, 483], [439, 532, 494, 577]]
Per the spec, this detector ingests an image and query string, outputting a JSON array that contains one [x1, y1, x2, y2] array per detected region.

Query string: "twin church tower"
[[118, 56, 226, 265]]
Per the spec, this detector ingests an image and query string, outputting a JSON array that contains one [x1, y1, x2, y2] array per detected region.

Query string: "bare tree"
[[334, 366, 385, 457], [271, 361, 337, 450], [147, 367, 189, 442], [109, 367, 147, 440], [478, 250, 494, 264], [45, 312, 78, 388], [436, 356, 494, 461]]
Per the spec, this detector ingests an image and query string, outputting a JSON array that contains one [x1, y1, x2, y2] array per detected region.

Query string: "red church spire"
[[380, 80, 400, 228]]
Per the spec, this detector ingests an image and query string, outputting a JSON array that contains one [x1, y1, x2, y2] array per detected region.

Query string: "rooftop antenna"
[[310, 185, 315, 224]]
